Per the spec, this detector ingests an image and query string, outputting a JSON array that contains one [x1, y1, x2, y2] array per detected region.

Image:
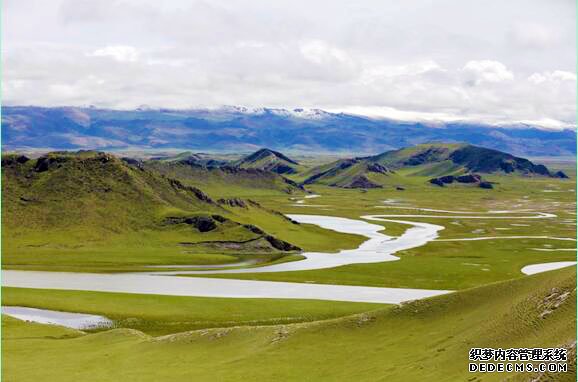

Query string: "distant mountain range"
[[2, 106, 576, 157]]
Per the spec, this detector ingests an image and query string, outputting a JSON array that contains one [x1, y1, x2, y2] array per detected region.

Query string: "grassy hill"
[[3, 266, 575, 381], [234, 148, 303, 175], [3, 152, 361, 271], [301, 143, 566, 189], [143, 158, 304, 198]]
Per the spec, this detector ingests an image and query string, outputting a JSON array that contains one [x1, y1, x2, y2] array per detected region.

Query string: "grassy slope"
[[299, 143, 564, 188], [3, 267, 575, 381], [144, 160, 303, 198], [234, 149, 306, 174], [2, 287, 382, 336], [2, 153, 361, 272]]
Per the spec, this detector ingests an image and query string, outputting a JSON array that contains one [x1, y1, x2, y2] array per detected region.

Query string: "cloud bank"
[[2, 0, 576, 128]]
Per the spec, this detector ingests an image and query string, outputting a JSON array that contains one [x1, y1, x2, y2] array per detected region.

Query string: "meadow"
[[2, 150, 576, 381]]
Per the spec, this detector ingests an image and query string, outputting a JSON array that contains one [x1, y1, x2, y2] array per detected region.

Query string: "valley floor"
[[2, 175, 576, 381]]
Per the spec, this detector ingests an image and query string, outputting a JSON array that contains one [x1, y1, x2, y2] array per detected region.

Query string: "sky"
[[2, 0, 576, 128]]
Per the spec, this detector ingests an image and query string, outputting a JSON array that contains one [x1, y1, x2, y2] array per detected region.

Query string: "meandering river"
[[2, 207, 575, 305]]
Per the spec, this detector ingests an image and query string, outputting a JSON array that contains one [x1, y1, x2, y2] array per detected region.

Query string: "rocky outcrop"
[[341, 175, 382, 189], [165, 215, 219, 232], [455, 174, 482, 183], [429, 173, 493, 189], [366, 163, 389, 174], [1, 155, 30, 166], [121, 157, 144, 170], [554, 171, 569, 179], [243, 224, 266, 235], [218, 198, 248, 208], [34, 156, 71, 172], [167, 178, 214, 203], [479, 181, 494, 189], [263, 235, 301, 251]]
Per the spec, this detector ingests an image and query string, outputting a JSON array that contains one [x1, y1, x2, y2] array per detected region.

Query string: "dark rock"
[[165, 215, 218, 232], [429, 178, 445, 187], [243, 224, 266, 235], [168, 178, 214, 203], [342, 175, 382, 189], [554, 171, 569, 179], [1, 155, 30, 167], [478, 181, 494, 189], [34, 156, 70, 172], [456, 174, 482, 183], [211, 215, 229, 223], [366, 162, 389, 174], [438, 175, 455, 184], [121, 157, 144, 169], [264, 235, 302, 251], [218, 198, 248, 208], [396, 186, 405, 191], [338, 159, 358, 170]]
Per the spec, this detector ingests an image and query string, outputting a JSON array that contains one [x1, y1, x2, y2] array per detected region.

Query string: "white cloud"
[[90, 45, 140, 62], [462, 60, 514, 85], [528, 70, 577, 84], [1, 0, 576, 128]]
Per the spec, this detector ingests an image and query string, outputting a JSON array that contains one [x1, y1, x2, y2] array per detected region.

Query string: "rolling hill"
[[233, 148, 302, 175], [142, 154, 304, 197], [1, 151, 305, 270], [301, 143, 567, 189]]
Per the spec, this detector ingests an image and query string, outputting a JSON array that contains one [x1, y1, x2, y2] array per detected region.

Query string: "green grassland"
[[2, 287, 382, 336], [3, 152, 575, 289], [3, 267, 575, 381], [144, 160, 304, 197], [2, 152, 361, 272]]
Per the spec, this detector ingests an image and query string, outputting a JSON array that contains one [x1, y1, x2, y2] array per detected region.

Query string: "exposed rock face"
[[429, 178, 446, 187], [121, 157, 144, 170], [167, 178, 214, 203], [366, 163, 389, 174], [211, 215, 229, 223], [341, 175, 382, 189], [218, 198, 248, 208], [479, 181, 494, 189], [1, 155, 30, 166], [455, 174, 482, 183], [34, 156, 70, 172], [165, 215, 218, 232], [429, 173, 493, 189], [263, 235, 301, 251], [243, 224, 266, 235]]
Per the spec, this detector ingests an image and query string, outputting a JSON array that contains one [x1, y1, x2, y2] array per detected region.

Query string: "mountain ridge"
[[3, 106, 575, 157]]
